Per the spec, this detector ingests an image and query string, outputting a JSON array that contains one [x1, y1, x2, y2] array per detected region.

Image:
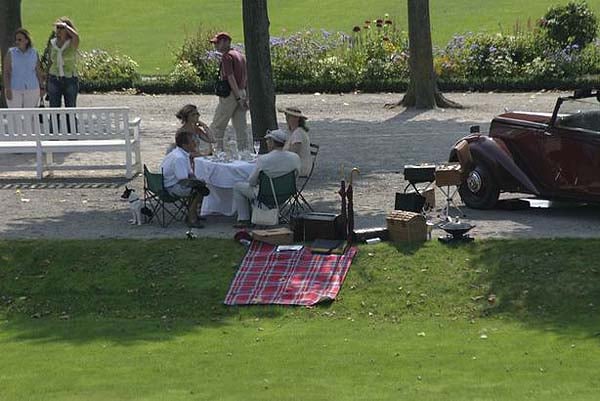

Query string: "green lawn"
[[1, 238, 599, 400], [20, 0, 600, 74]]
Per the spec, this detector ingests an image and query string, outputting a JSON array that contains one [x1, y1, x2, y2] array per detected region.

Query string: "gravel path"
[[2, 91, 599, 240]]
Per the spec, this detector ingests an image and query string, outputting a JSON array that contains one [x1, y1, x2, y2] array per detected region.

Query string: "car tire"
[[458, 163, 500, 209]]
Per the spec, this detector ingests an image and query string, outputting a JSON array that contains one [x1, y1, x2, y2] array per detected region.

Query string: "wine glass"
[[253, 140, 261, 155]]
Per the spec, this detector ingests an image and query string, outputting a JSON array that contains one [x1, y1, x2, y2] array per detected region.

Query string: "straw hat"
[[277, 106, 308, 119]]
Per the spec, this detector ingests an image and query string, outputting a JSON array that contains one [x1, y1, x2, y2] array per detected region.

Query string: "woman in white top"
[[279, 106, 311, 176], [172, 104, 216, 157]]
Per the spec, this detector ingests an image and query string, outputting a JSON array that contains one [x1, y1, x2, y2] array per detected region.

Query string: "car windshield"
[[557, 97, 600, 132]]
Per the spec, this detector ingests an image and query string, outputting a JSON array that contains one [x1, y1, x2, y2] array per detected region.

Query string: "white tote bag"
[[251, 175, 279, 226]]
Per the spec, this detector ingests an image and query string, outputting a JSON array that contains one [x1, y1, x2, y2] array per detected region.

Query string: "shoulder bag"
[[214, 59, 231, 98]]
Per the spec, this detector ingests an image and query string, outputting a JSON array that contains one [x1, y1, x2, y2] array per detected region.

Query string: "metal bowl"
[[439, 221, 475, 237]]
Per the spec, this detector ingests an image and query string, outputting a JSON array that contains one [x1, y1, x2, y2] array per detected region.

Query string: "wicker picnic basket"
[[386, 210, 427, 242]]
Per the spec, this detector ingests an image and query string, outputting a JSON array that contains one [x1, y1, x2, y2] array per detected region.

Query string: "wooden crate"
[[435, 163, 462, 187], [251, 227, 294, 245], [386, 211, 427, 242]]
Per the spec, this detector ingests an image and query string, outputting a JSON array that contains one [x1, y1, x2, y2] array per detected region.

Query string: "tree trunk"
[[388, 0, 460, 109], [0, 0, 22, 108], [242, 0, 277, 153]]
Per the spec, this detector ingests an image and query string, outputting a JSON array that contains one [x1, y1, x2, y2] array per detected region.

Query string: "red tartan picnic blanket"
[[224, 241, 358, 306]]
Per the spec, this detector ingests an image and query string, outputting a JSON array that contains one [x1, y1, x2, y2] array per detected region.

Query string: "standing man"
[[209, 32, 249, 152]]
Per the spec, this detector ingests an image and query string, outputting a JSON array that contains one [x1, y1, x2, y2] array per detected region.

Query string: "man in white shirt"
[[232, 129, 301, 228], [160, 131, 210, 228]]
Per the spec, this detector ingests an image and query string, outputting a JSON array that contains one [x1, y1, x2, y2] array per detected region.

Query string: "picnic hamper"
[[386, 210, 427, 242]]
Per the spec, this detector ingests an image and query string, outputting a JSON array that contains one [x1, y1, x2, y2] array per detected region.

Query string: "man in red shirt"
[[209, 32, 249, 152]]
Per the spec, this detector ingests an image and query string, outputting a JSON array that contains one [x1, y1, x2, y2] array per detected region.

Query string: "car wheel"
[[458, 164, 500, 209]]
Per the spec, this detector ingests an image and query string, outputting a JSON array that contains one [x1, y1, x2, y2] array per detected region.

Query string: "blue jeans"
[[47, 75, 79, 107]]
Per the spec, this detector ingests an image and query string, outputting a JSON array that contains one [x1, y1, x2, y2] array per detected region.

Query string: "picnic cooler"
[[434, 163, 462, 187], [386, 210, 427, 242], [291, 212, 346, 242], [251, 227, 294, 245]]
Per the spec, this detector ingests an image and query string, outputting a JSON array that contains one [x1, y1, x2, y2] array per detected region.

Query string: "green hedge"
[[74, 74, 599, 94]]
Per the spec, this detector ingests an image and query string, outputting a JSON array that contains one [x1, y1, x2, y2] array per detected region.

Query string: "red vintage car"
[[450, 89, 600, 209]]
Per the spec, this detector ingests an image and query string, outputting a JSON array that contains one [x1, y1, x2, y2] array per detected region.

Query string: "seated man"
[[232, 129, 301, 228], [161, 131, 210, 228]]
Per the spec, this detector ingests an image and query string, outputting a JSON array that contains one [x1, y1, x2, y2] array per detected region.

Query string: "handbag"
[[214, 80, 231, 97], [38, 97, 46, 124], [214, 62, 231, 97], [251, 202, 279, 226], [251, 175, 279, 226]]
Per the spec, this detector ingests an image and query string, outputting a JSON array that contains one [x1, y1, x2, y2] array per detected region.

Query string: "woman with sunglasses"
[[170, 104, 216, 157], [2, 28, 44, 108], [46, 17, 80, 107]]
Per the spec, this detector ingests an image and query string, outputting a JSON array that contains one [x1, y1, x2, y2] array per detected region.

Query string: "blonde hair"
[[55, 16, 76, 38]]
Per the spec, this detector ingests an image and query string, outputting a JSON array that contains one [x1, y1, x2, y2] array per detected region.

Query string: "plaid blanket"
[[224, 241, 358, 306]]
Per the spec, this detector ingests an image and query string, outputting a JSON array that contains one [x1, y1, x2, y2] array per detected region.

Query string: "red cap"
[[210, 32, 232, 43]]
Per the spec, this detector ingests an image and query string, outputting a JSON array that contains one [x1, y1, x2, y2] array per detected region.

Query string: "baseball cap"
[[264, 129, 288, 144], [210, 32, 232, 43]]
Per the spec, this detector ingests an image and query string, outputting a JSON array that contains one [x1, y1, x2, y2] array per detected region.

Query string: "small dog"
[[120, 186, 143, 225]]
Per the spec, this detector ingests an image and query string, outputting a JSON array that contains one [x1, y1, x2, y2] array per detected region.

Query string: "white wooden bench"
[[0, 107, 141, 179]]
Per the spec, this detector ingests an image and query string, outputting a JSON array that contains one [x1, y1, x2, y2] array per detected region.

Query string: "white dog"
[[120, 186, 143, 225]]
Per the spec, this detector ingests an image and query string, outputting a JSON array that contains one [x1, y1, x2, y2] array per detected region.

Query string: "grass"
[[20, 0, 600, 74], [1, 238, 599, 400]]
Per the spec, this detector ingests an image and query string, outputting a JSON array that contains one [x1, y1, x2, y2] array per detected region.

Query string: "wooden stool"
[[435, 163, 465, 222]]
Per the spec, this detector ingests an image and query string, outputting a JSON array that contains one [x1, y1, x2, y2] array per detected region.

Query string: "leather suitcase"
[[403, 164, 436, 183], [395, 192, 426, 213], [291, 212, 346, 242]]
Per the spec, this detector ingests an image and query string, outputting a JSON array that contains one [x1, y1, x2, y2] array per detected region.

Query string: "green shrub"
[[539, 1, 598, 48], [349, 18, 410, 81], [168, 60, 202, 89], [438, 33, 541, 80], [270, 31, 325, 81], [173, 29, 219, 82], [78, 49, 140, 87]]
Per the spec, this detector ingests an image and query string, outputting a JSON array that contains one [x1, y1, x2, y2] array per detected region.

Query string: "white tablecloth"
[[194, 157, 256, 216]]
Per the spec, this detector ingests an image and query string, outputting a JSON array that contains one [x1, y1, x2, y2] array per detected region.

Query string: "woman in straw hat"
[[279, 106, 311, 176]]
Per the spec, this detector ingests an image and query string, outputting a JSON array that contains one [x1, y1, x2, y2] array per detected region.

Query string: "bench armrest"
[[129, 117, 142, 141]]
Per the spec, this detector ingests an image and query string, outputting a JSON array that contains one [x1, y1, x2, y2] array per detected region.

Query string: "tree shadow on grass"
[[466, 239, 600, 339], [0, 238, 287, 344]]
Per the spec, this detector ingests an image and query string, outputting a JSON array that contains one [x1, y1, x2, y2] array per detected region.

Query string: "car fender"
[[450, 135, 540, 195]]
